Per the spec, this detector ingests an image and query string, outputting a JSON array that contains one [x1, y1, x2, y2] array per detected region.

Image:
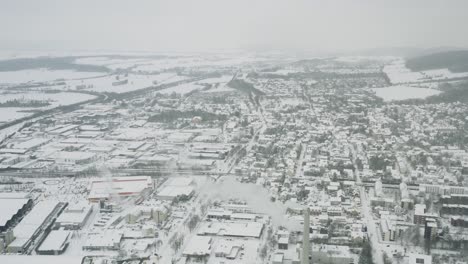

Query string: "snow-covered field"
[[0, 108, 32, 123], [384, 59, 468, 84], [0, 92, 96, 123], [0, 92, 95, 106], [0, 68, 104, 85], [65, 73, 186, 94], [371, 86, 440, 101]]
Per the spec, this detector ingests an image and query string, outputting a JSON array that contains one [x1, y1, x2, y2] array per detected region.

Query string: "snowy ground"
[[0, 68, 104, 85], [384, 59, 468, 84], [157, 82, 205, 95], [0, 92, 96, 123], [371, 86, 440, 101], [65, 73, 186, 94]]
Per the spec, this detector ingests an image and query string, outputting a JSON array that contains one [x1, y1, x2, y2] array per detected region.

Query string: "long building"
[[7, 201, 62, 253], [0, 196, 33, 233]]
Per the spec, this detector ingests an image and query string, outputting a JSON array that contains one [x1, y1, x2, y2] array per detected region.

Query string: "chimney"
[[302, 207, 310, 264]]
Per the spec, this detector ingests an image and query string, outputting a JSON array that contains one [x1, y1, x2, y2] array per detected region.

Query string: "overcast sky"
[[1, 0, 467, 53]]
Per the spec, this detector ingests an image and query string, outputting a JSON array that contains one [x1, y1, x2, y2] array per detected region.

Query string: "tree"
[[259, 244, 268, 260], [297, 187, 310, 201], [358, 240, 374, 264]]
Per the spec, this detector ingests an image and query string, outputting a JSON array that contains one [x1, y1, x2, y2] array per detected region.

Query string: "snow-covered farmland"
[[0, 92, 96, 107], [0, 108, 33, 123], [65, 73, 186, 94], [384, 59, 468, 84], [371, 86, 440, 101], [0, 92, 96, 123]]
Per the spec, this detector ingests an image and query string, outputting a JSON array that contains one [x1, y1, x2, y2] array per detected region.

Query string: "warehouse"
[[156, 177, 195, 201], [0, 197, 33, 232], [83, 232, 122, 251], [54, 203, 93, 230], [36, 230, 71, 255], [7, 201, 61, 253], [88, 176, 153, 202], [197, 221, 264, 238]]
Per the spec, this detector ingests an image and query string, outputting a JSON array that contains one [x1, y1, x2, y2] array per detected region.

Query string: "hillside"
[[406, 50, 468, 73]]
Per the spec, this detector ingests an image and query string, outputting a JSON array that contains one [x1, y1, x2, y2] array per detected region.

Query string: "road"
[[352, 146, 384, 264]]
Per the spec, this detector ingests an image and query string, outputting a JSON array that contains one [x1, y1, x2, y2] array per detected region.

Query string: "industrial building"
[[0, 196, 33, 232], [54, 203, 93, 230], [36, 230, 71, 255], [156, 177, 195, 201], [88, 176, 153, 202], [83, 232, 123, 251], [7, 201, 62, 253]]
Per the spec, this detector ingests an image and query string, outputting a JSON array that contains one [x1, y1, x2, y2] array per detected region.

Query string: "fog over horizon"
[[1, 0, 468, 55]]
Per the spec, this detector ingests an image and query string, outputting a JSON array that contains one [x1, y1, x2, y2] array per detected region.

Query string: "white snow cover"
[[158, 82, 204, 95], [384, 58, 468, 84], [371, 86, 440, 101], [0, 92, 96, 123], [0, 198, 30, 226], [0, 256, 82, 264], [0, 68, 103, 84]]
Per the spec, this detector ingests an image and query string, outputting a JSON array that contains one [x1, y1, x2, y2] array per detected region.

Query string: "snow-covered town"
[[2, 1, 468, 264], [0, 51, 468, 264]]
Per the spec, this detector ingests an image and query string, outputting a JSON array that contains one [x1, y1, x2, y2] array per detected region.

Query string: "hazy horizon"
[[1, 0, 468, 54]]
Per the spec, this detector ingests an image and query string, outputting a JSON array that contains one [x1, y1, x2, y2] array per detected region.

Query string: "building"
[[408, 253, 432, 264], [0, 197, 33, 232], [88, 176, 153, 202], [414, 204, 438, 225], [125, 205, 169, 225], [156, 177, 194, 201], [424, 219, 438, 240], [197, 221, 264, 238], [36, 230, 71, 255], [82, 232, 122, 251], [50, 151, 96, 165], [273, 253, 285, 264], [311, 245, 353, 264], [214, 239, 243, 259], [380, 217, 396, 241], [7, 201, 62, 253], [207, 209, 232, 220], [182, 236, 212, 261], [278, 236, 289, 250], [54, 204, 93, 230]]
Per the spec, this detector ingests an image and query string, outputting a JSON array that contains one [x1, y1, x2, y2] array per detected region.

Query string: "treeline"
[[227, 79, 265, 96], [406, 50, 468, 72], [0, 56, 109, 72], [0, 99, 51, 108], [148, 110, 227, 123]]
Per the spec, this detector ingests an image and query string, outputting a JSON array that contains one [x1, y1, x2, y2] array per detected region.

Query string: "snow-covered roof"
[[88, 176, 152, 200], [0, 198, 30, 226], [9, 200, 60, 250], [183, 236, 212, 256], [37, 230, 70, 252]]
